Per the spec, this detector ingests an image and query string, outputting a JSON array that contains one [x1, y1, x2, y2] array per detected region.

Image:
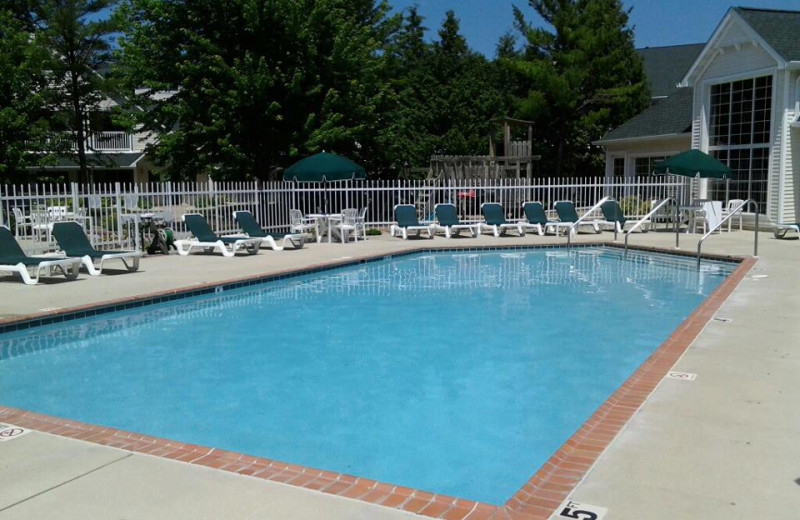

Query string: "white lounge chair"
[[0, 226, 81, 284], [175, 213, 260, 257], [554, 201, 601, 235], [479, 203, 524, 237], [596, 200, 649, 233], [433, 203, 479, 238], [52, 221, 142, 275], [390, 204, 435, 240], [520, 201, 564, 236], [774, 222, 799, 239], [233, 210, 306, 250]]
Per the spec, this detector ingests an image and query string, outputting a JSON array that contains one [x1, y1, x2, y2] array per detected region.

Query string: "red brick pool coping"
[[0, 246, 757, 520]]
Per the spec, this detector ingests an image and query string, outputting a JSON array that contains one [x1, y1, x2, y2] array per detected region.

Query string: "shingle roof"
[[735, 7, 800, 62], [597, 88, 693, 143], [638, 44, 705, 98]]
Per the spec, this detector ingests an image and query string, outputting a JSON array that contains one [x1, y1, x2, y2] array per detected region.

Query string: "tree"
[[426, 11, 506, 157], [34, 0, 119, 183], [507, 0, 650, 176], [0, 5, 53, 182], [115, 0, 395, 181]]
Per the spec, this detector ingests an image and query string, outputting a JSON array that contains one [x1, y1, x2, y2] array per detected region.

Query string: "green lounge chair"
[[554, 200, 601, 235], [175, 213, 260, 257], [433, 203, 478, 238], [520, 201, 564, 236], [0, 226, 81, 284], [597, 200, 649, 233], [233, 210, 306, 250], [52, 221, 142, 275], [479, 203, 524, 237], [390, 204, 434, 240]]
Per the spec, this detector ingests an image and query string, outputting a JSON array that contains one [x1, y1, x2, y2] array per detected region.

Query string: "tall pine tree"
[[508, 0, 649, 176], [35, 0, 119, 183], [0, 4, 53, 181]]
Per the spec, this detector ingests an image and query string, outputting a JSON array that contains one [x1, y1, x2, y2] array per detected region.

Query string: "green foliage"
[[505, 0, 650, 176], [115, 0, 396, 181], [620, 196, 647, 216], [365, 227, 382, 236], [0, 7, 53, 181], [378, 9, 509, 173], [34, 0, 121, 182]]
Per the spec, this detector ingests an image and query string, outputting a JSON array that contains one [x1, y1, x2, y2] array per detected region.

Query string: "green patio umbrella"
[[652, 149, 732, 179], [283, 152, 366, 213], [283, 152, 366, 182], [653, 149, 733, 205]]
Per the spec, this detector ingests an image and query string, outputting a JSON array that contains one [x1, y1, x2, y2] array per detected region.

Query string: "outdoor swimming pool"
[[0, 247, 735, 504]]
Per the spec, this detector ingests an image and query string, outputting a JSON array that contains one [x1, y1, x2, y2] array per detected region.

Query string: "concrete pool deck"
[[0, 229, 798, 519]]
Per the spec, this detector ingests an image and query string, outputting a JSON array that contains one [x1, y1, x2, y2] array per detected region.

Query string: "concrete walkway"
[[1, 229, 798, 519]]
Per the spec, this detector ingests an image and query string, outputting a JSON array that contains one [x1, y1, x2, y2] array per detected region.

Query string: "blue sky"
[[389, 1, 800, 56]]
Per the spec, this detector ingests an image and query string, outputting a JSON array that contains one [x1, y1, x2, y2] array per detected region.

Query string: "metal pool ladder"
[[566, 196, 610, 249], [696, 199, 758, 268], [623, 197, 680, 257]]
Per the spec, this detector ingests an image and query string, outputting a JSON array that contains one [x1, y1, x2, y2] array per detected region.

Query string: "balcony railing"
[[87, 131, 133, 151], [35, 131, 135, 152]]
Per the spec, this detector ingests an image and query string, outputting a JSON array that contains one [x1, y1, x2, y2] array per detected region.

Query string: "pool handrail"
[[696, 199, 758, 268], [566, 196, 610, 249], [623, 197, 680, 257]]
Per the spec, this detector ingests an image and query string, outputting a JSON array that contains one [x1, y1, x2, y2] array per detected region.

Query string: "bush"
[[366, 228, 382, 236], [620, 196, 648, 216]]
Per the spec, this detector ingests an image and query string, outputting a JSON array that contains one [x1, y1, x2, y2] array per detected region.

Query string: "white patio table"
[[307, 212, 344, 243]]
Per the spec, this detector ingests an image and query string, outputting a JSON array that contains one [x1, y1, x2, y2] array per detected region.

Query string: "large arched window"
[[708, 75, 771, 212]]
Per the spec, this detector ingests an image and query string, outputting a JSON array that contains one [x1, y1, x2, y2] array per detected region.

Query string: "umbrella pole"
[[725, 178, 729, 206]]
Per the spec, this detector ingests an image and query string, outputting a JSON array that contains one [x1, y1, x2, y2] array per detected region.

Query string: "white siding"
[[786, 124, 797, 222], [715, 18, 752, 48], [702, 44, 775, 81]]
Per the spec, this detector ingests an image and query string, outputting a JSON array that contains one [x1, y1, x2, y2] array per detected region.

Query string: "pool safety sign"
[[0, 423, 30, 442], [551, 499, 607, 520]]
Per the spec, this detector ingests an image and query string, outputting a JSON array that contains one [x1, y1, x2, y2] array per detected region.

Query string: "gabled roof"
[[734, 7, 800, 62], [596, 88, 693, 144], [638, 44, 705, 98]]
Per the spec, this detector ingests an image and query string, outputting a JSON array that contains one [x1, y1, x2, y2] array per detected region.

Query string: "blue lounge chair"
[[554, 201, 601, 235], [390, 204, 434, 240], [234, 210, 306, 250], [479, 203, 524, 237], [53, 221, 142, 275], [175, 213, 261, 257], [0, 226, 81, 284], [433, 203, 479, 238]]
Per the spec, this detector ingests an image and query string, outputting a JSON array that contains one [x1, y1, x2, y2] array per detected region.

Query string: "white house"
[[26, 91, 156, 184], [598, 7, 800, 224]]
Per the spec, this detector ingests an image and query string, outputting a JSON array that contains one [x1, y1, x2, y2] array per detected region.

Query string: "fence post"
[[71, 182, 80, 215], [114, 182, 124, 250]]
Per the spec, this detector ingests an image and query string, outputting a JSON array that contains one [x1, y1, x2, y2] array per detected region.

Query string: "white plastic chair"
[[334, 208, 359, 243], [30, 209, 53, 242], [356, 207, 368, 240], [289, 209, 320, 243], [723, 199, 744, 231], [12, 208, 34, 237]]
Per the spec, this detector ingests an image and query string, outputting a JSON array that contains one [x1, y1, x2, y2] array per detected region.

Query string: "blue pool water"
[[0, 247, 734, 504]]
